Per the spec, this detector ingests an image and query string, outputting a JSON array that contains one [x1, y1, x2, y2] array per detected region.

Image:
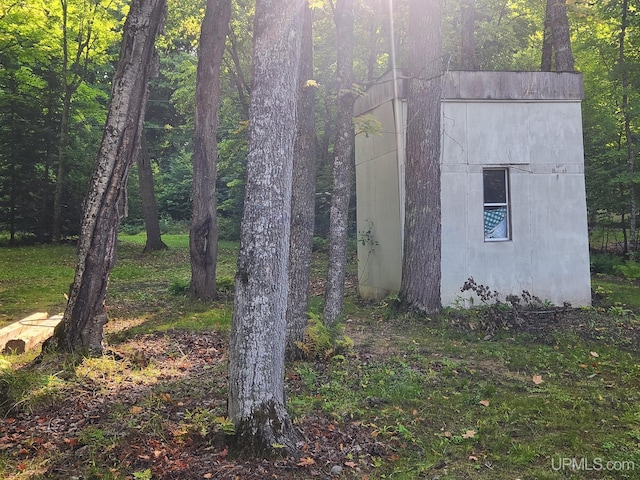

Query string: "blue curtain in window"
[[484, 206, 507, 239]]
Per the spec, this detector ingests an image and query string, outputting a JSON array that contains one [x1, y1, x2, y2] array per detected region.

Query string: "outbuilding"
[[354, 69, 592, 307]]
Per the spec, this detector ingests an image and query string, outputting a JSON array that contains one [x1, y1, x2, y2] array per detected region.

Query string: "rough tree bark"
[[286, 4, 317, 358], [189, 0, 231, 301], [227, 0, 303, 457], [547, 0, 574, 72], [541, 0, 554, 71], [460, 0, 477, 70], [399, 0, 443, 315], [324, 0, 355, 327], [49, 0, 167, 354], [137, 130, 167, 252]]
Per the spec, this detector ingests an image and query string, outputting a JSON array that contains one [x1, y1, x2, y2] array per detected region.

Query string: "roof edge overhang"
[[354, 69, 584, 116]]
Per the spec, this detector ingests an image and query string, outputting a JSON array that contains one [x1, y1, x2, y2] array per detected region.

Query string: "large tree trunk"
[[399, 0, 443, 315], [286, 4, 317, 358], [227, 0, 303, 457], [137, 130, 167, 252], [548, 0, 574, 72], [541, 0, 554, 71], [323, 0, 355, 327], [460, 0, 477, 70], [50, 0, 167, 355], [189, 0, 231, 301]]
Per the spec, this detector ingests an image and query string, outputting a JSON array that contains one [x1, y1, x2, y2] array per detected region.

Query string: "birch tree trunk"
[[189, 0, 231, 301], [324, 0, 355, 327], [286, 4, 317, 358], [137, 130, 167, 252], [50, 0, 167, 354], [399, 0, 443, 315], [228, 0, 303, 456]]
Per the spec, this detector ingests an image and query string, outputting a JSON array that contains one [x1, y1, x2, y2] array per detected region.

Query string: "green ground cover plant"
[[0, 235, 639, 479]]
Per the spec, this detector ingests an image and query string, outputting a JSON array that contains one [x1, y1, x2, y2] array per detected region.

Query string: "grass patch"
[[288, 313, 640, 479], [592, 275, 640, 309], [0, 244, 75, 325], [0, 235, 238, 328]]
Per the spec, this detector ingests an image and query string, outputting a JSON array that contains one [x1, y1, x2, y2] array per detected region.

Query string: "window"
[[483, 169, 510, 241]]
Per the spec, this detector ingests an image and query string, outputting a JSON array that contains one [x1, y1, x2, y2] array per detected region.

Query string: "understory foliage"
[[451, 277, 572, 337], [296, 312, 354, 360]]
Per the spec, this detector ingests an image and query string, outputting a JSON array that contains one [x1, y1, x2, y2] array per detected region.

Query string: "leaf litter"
[[0, 328, 385, 479]]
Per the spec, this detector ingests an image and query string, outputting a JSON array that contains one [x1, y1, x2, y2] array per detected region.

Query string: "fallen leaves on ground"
[[0, 329, 387, 479]]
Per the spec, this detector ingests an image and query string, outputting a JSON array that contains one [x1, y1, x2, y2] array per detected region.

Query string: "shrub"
[[159, 216, 190, 235], [119, 222, 145, 236], [590, 253, 624, 275], [168, 278, 190, 295], [312, 236, 329, 252], [448, 277, 569, 337], [296, 312, 353, 360], [614, 260, 640, 282], [218, 217, 240, 241]]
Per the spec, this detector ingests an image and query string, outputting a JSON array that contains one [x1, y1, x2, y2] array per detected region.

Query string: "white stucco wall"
[[441, 100, 592, 306], [355, 100, 404, 299], [354, 71, 592, 307]]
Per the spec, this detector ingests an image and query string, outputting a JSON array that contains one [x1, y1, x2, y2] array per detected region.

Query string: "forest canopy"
[[0, 0, 638, 252]]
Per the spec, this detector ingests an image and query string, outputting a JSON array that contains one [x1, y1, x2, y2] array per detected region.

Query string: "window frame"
[[483, 168, 511, 242]]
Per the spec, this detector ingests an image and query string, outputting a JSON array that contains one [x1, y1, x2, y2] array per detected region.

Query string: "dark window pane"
[[483, 170, 506, 203]]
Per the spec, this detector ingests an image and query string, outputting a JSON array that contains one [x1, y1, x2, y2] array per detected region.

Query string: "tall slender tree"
[[227, 0, 303, 456], [324, 0, 355, 326], [286, 2, 317, 358], [189, 0, 231, 300], [51, 0, 123, 242], [226, 26, 251, 119], [137, 130, 167, 252], [618, 0, 636, 251], [49, 0, 167, 354], [399, 0, 443, 315]]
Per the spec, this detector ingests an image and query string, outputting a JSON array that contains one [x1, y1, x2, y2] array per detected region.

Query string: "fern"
[[295, 312, 353, 360]]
